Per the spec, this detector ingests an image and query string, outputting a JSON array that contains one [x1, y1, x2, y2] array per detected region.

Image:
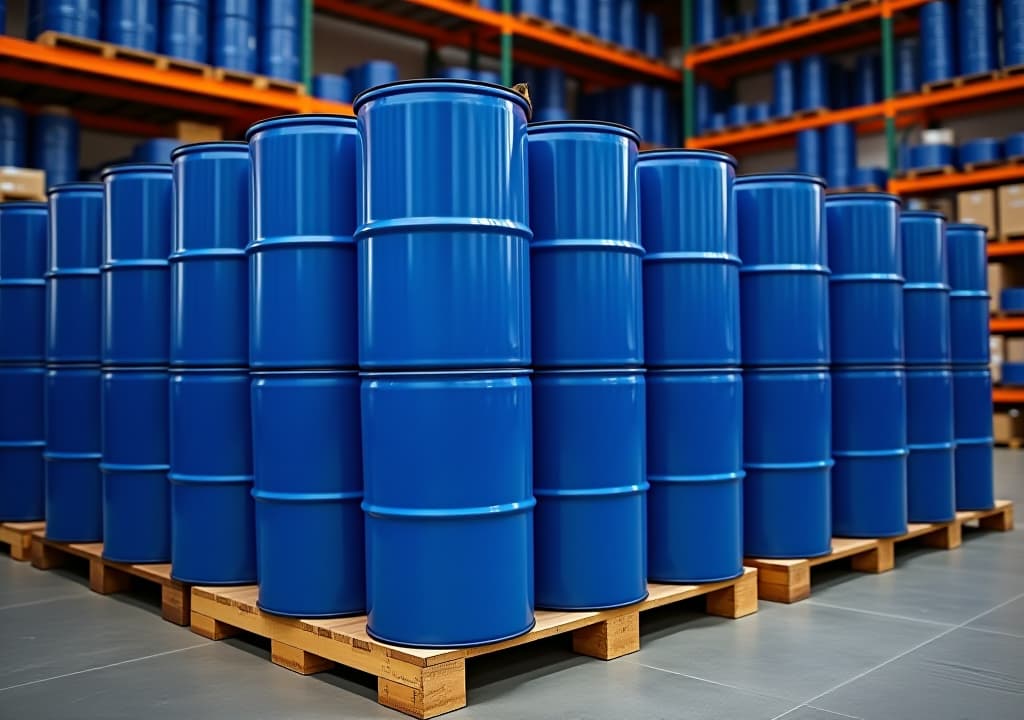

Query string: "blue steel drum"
[[104, 0, 157, 51], [533, 370, 647, 609], [896, 38, 919, 94], [100, 368, 170, 562], [439, 66, 474, 80], [622, 85, 647, 140], [905, 368, 955, 522], [638, 150, 739, 367], [693, 0, 718, 44], [261, 26, 300, 81], [908, 143, 955, 170], [533, 67, 566, 115], [517, 0, 546, 15], [958, 138, 1002, 167], [722, 14, 737, 36], [0, 366, 45, 521], [31, 109, 79, 187], [737, 173, 830, 367], [0, 202, 47, 363], [348, 60, 399, 96], [262, 0, 299, 28], [824, 122, 855, 189], [362, 370, 533, 647], [252, 371, 364, 616], [648, 87, 668, 145], [31, 0, 101, 38], [646, 369, 743, 582], [574, 0, 595, 35], [1003, 287, 1024, 312], [643, 12, 662, 57], [215, 0, 257, 14], [46, 183, 102, 364], [1002, 362, 1024, 385], [527, 122, 642, 368], [901, 211, 951, 366], [958, 0, 997, 75], [695, 83, 714, 130], [740, 12, 757, 34], [744, 368, 832, 558], [213, 14, 257, 72], [44, 367, 101, 541], [920, 0, 956, 84], [1006, 0, 1024, 67], [475, 70, 501, 85], [170, 370, 255, 584], [161, 1, 206, 62], [952, 368, 994, 510], [854, 52, 880, 105], [826, 193, 904, 365], [596, 0, 616, 42], [547, 0, 569, 25], [709, 112, 727, 132], [829, 62, 851, 109], [0, 100, 27, 167], [727, 103, 749, 127], [618, 0, 640, 49], [786, 0, 811, 18], [849, 167, 888, 188], [355, 80, 531, 370], [831, 368, 908, 537], [796, 129, 823, 176], [247, 116, 357, 369], [170, 143, 250, 367], [132, 138, 181, 163], [800, 54, 828, 110], [816, 0, 840, 7], [946, 223, 989, 366], [100, 164, 172, 366], [750, 102, 772, 123], [757, 0, 781, 27], [312, 73, 352, 102], [534, 107, 569, 122], [774, 60, 795, 117]]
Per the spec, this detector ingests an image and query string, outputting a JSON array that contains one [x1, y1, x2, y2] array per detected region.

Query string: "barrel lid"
[[736, 171, 826, 187], [900, 210, 945, 220], [353, 78, 531, 116], [527, 120, 640, 144], [99, 162, 173, 179], [245, 114, 355, 141], [637, 148, 737, 168], [0, 201, 47, 211], [946, 222, 987, 232], [825, 191, 901, 204], [170, 141, 248, 161], [47, 181, 103, 196]]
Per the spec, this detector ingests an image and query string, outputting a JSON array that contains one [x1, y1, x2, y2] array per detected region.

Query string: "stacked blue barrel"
[[738, 174, 832, 559], [213, 0, 257, 72], [946, 223, 995, 510], [28, 0, 101, 39], [528, 121, 647, 610], [104, 0, 158, 51], [162, 0, 208, 63], [99, 163, 173, 562], [0, 202, 48, 523], [44, 183, 104, 541], [356, 79, 534, 647], [261, 0, 300, 81], [900, 211, 956, 522], [246, 114, 363, 617], [0, 100, 26, 167], [169, 142, 256, 584], [31, 107, 79, 188], [827, 194, 908, 539], [639, 150, 743, 583]]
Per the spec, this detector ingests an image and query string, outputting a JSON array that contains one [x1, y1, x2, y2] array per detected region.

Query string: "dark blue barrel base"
[[0, 446, 45, 522], [954, 441, 995, 511], [170, 479, 256, 585], [101, 468, 171, 563], [44, 456, 103, 542], [831, 454, 908, 538], [906, 446, 956, 523], [744, 467, 833, 559]]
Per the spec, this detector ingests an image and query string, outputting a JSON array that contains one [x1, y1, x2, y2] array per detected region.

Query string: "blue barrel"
[[708, 112, 727, 132], [797, 129, 823, 177], [638, 150, 739, 367], [757, 0, 781, 27], [131, 138, 181, 163], [622, 85, 647, 140], [901, 211, 951, 366], [618, 0, 639, 48], [475, 69, 501, 85], [849, 167, 888, 188], [46, 183, 102, 364], [958, 0, 997, 75], [896, 38, 919, 94], [355, 81, 531, 370], [527, 122, 642, 368], [953, 368, 994, 510], [827, 193, 903, 365], [533, 67, 566, 115], [533, 370, 646, 609], [643, 12, 662, 57], [800, 55, 828, 111], [749, 101, 771, 123], [909, 143, 955, 171], [213, 14, 257, 72], [1005, 0, 1024, 67], [959, 137, 1002, 167], [596, 0, 616, 41], [170, 369, 254, 583], [0, 366, 45, 521], [695, 82, 714, 133], [574, 0, 595, 35], [263, 0, 299, 28], [261, 26, 300, 81], [348, 60, 399, 97], [786, 0, 811, 17], [100, 164, 172, 366], [517, 0, 546, 15], [1003, 287, 1024, 311], [440, 66, 474, 80], [831, 368, 908, 537], [100, 368, 169, 562], [104, 0, 157, 51], [744, 368, 832, 558], [31, 109, 79, 188], [693, 0, 718, 44], [647, 87, 668, 145], [161, 1, 206, 62], [44, 367, 101, 540], [920, 0, 956, 84], [740, 11, 757, 33], [252, 371, 363, 616], [247, 116, 357, 369], [829, 62, 851, 110], [825, 122, 856, 189], [946, 223, 989, 366], [1008, 132, 1024, 159], [313, 73, 352, 103], [363, 370, 533, 646], [737, 174, 829, 367], [0, 100, 27, 167], [647, 370, 743, 581], [722, 14, 737, 36], [170, 143, 249, 368], [33, 0, 101, 39], [0, 202, 47, 363], [1003, 362, 1024, 384], [774, 61, 795, 117], [727, 103, 749, 127], [854, 52, 880, 106], [906, 368, 955, 521], [551, 0, 571, 22], [815, 0, 840, 7]]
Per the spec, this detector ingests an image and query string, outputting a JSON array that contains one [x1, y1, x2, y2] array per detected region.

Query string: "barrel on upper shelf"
[[28, 0, 101, 40], [213, 0, 257, 73], [161, 0, 208, 63], [104, 0, 158, 52], [31, 107, 79, 188], [347, 60, 399, 97], [901, 211, 951, 367], [0, 100, 27, 168], [0, 202, 48, 364], [313, 74, 352, 103], [920, 0, 956, 85], [261, 0, 301, 81]]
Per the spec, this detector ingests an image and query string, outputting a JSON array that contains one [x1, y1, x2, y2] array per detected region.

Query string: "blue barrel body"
[[261, 26, 300, 81], [618, 0, 639, 49], [0, 366, 45, 521], [958, 0, 997, 75], [170, 143, 250, 367], [534, 67, 566, 114], [639, 150, 739, 367], [827, 193, 904, 365], [953, 368, 994, 510], [313, 73, 352, 102], [647, 370, 743, 582], [757, 0, 781, 27], [0, 202, 47, 363], [787, 0, 811, 17], [517, 0, 546, 15], [901, 211, 951, 366], [708, 112, 727, 132], [213, 14, 257, 72], [1003, 362, 1024, 384], [800, 54, 828, 110], [46, 184, 101, 364], [475, 70, 501, 85], [252, 371, 364, 616], [737, 174, 829, 367], [533, 370, 647, 609], [896, 38, 919, 94], [854, 53, 880, 105], [247, 116, 357, 369], [849, 167, 888, 188], [920, 0, 956, 84], [824, 122, 856, 189], [132, 138, 181, 163], [727, 103, 748, 127], [750, 102, 771, 123], [362, 371, 534, 647], [101, 164, 172, 366], [104, 0, 157, 50], [31, 110, 79, 188], [831, 368, 908, 537], [1006, 0, 1024, 67], [161, 1, 206, 62], [695, 82, 714, 133], [355, 81, 531, 370], [622, 85, 647, 140], [909, 143, 955, 170], [100, 368, 169, 562], [348, 60, 399, 97], [0, 101, 27, 167], [643, 12, 662, 57], [31, 0, 101, 38], [742, 12, 758, 34], [596, 0, 616, 42], [815, 0, 840, 7], [946, 223, 989, 366], [774, 61, 795, 117], [527, 122, 642, 368], [693, 0, 718, 44], [722, 14, 737, 36], [906, 368, 955, 521], [797, 129, 823, 177], [262, 0, 299, 28], [441, 66, 477, 81], [1003, 287, 1024, 311], [573, 0, 595, 35], [744, 369, 832, 558], [170, 370, 255, 583], [829, 62, 851, 109], [959, 138, 1002, 167], [647, 87, 668, 146], [44, 367, 101, 540]]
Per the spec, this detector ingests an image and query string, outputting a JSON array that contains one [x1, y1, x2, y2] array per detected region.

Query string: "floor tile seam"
[[622, 657, 799, 705], [956, 624, 1024, 641], [0, 593, 89, 612], [802, 599, 956, 628]]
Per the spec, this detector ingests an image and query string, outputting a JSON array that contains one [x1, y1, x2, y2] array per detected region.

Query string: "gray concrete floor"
[[1, 451, 1021, 719]]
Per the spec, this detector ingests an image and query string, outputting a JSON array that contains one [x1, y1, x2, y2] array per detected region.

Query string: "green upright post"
[[881, 13, 898, 178], [502, 0, 514, 85], [682, 0, 694, 144], [303, 0, 313, 94]]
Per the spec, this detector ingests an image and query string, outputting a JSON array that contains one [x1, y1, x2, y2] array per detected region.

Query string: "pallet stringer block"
[[378, 659, 468, 719], [572, 613, 640, 660]]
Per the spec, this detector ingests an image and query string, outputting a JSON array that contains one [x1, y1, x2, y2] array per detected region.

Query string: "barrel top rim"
[[245, 114, 356, 140], [825, 191, 901, 204], [527, 120, 640, 143], [352, 78, 531, 115], [946, 221, 987, 232], [900, 210, 945, 220], [638, 148, 737, 167], [735, 171, 826, 187], [100, 162, 172, 178], [46, 181, 103, 195], [0, 200, 47, 210], [170, 141, 248, 160]]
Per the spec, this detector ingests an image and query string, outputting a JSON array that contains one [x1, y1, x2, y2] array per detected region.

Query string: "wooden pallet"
[[1000, 231, 1024, 243], [212, 67, 305, 95], [36, 31, 211, 77], [963, 158, 1007, 173], [899, 164, 956, 179], [746, 500, 1014, 603], [0, 522, 44, 561], [30, 532, 190, 625], [191, 568, 758, 718], [826, 184, 884, 194], [923, 70, 1000, 94], [996, 438, 1023, 449], [1002, 63, 1024, 78], [793, 106, 829, 119], [517, 12, 577, 38]]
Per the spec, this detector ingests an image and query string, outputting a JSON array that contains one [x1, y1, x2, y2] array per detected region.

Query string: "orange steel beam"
[[993, 387, 1024, 403], [989, 240, 1024, 258], [992, 316, 1024, 332], [894, 73, 1024, 113], [891, 165, 1024, 195], [688, 102, 885, 150], [301, 96, 354, 114], [888, 0, 932, 12]]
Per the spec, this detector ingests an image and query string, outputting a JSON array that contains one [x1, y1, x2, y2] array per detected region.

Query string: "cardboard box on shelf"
[[0, 167, 45, 201], [992, 335, 1005, 384], [169, 121, 223, 143], [957, 189, 997, 239], [997, 184, 1024, 238], [989, 262, 1024, 312], [994, 410, 1023, 445], [1006, 337, 1024, 363]]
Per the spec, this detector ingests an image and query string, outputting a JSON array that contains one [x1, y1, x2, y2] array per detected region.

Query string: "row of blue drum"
[[694, 0, 842, 44], [500, 0, 662, 57], [0, 102, 79, 188], [920, 0, 1024, 84], [903, 132, 1024, 172]]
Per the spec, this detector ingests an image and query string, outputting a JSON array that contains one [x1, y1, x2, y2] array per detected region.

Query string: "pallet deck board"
[[36, 31, 212, 77], [0, 521, 44, 561]]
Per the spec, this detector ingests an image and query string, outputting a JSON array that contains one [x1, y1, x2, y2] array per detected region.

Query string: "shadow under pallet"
[[190, 567, 758, 719]]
